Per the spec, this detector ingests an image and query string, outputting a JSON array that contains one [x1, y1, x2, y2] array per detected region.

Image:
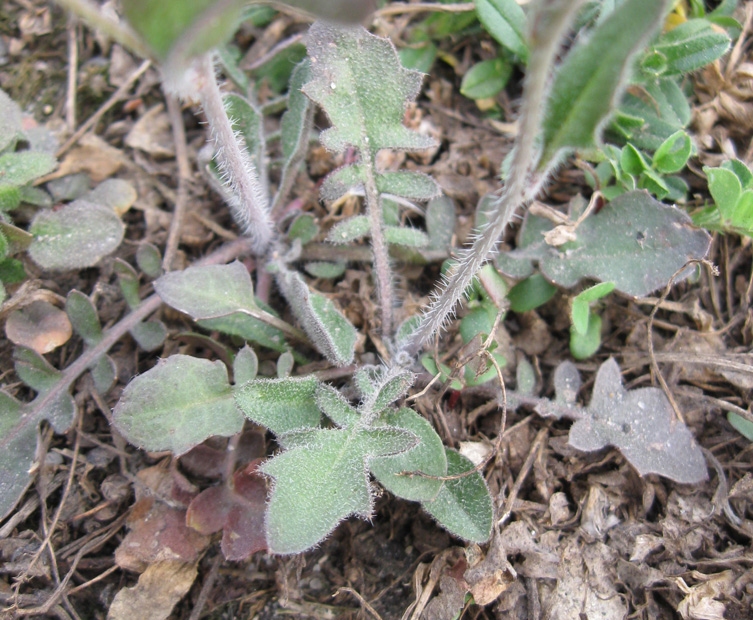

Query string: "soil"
[[0, 2, 752, 620]]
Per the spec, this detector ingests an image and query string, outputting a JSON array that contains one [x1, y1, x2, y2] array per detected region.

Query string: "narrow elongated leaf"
[[234, 377, 320, 435], [275, 267, 356, 365], [647, 19, 730, 77], [28, 201, 124, 270], [0, 392, 38, 520], [155, 262, 257, 319], [540, 0, 670, 166], [112, 355, 244, 455], [476, 0, 529, 61], [422, 449, 493, 543], [315, 384, 360, 428], [363, 368, 414, 417], [371, 408, 446, 501]]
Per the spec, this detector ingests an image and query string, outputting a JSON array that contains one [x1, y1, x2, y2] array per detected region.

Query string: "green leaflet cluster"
[[235, 366, 492, 553]]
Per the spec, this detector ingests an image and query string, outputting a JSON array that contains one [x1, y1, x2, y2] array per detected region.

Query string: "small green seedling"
[[693, 160, 753, 237], [569, 281, 615, 360]]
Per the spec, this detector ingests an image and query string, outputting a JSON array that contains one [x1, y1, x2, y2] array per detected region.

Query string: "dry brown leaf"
[[125, 104, 175, 158], [5, 300, 72, 354], [53, 134, 127, 183], [676, 571, 735, 620], [107, 560, 197, 620]]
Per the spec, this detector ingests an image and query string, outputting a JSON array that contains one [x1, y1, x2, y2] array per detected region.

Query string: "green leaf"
[[620, 144, 649, 176], [371, 407, 446, 502], [262, 425, 416, 554], [704, 166, 742, 222], [568, 358, 707, 483], [652, 130, 693, 174], [327, 215, 370, 244], [0, 184, 21, 211], [459, 302, 497, 344], [460, 58, 512, 100], [234, 377, 320, 435], [476, 0, 529, 62], [136, 242, 163, 279], [112, 354, 244, 455], [303, 22, 436, 155], [28, 201, 124, 270], [575, 281, 615, 304], [0, 392, 39, 520], [304, 261, 346, 279], [65, 290, 102, 347], [0, 89, 23, 153], [570, 311, 602, 359], [275, 267, 357, 365], [363, 368, 414, 417], [122, 0, 244, 61], [730, 190, 753, 233], [721, 159, 753, 190], [507, 273, 557, 313], [224, 93, 266, 181], [426, 195, 456, 251], [540, 0, 670, 166], [647, 19, 730, 77], [421, 448, 493, 543], [129, 319, 167, 351], [384, 226, 430, 248], [85, 178, 137, 213], [496, 191, 711, 297], [378, 171, 441, 202], [233, 345, 258, 386], [0, 151, 56, 186], [198, 312, 287, 351], [288, 213, 319, 244], [13, 346, 61, 393], [315, 383, 360, 428], [90, 354, 116, 394], [613, 78, 690, 151], [727, 412, 753, 442], [154, 262, 257, 319]]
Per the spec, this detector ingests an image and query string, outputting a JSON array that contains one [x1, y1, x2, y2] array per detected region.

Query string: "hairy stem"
[[400, 0, 584, 357], [362, 144, 395, 341], [196, 54, 274, 255]]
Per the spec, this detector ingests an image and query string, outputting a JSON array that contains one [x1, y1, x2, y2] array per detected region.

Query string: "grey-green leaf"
[[0, 151, 56, 186], [315, 383, 360, 428], [647, 19, 730, 77], [234, 376, 320, 435], [0, 393, 38, 520], [233, 345, 258, 386], [28, 201, 125, 270], [568, 358, 707, 483], [496, 191, 711, 297], [371, 407, 446, 501], [154, 261, 257, 319], [421, 448, 493, 543], [540, 0, 670, 166], [303, 22, 436, 154], [327, 215, 370, 244], [112, 355, 244, 455], [0, 89, 23, 153], [384, 226, 430, 248], [66, 290, 102, 347]]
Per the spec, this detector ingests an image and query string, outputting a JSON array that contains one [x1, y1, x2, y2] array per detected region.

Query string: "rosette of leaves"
[[308, 22, 441, 250], [234, 367, 493, 553]]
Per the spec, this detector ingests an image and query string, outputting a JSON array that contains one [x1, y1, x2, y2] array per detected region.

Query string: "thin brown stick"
[[187, 554, 223, 620], [65, 17, 78, 132], [57, 59, 151, 157], [646, 259, 717, 424], [162, 93, 191, 272]]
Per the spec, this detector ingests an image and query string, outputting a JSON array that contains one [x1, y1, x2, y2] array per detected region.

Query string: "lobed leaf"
[[234, 376, 320, 435], [568, 358, 707, 483], [371, 407, 446, 502], [421, 449, 493, 543], [28, 201, 125, 270], [496, 191, 711, 297], [262, 425, 415, 554], [540, 0, 670, 167], [303, 22, 436, 155], [112, 355, 244, 456]]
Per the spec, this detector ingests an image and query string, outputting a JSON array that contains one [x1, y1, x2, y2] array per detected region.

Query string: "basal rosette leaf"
[[261, 426, 416, 554], [0, 392, 38, 520], [112, 355, 244, 455], [303, 22, 436, 155]]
